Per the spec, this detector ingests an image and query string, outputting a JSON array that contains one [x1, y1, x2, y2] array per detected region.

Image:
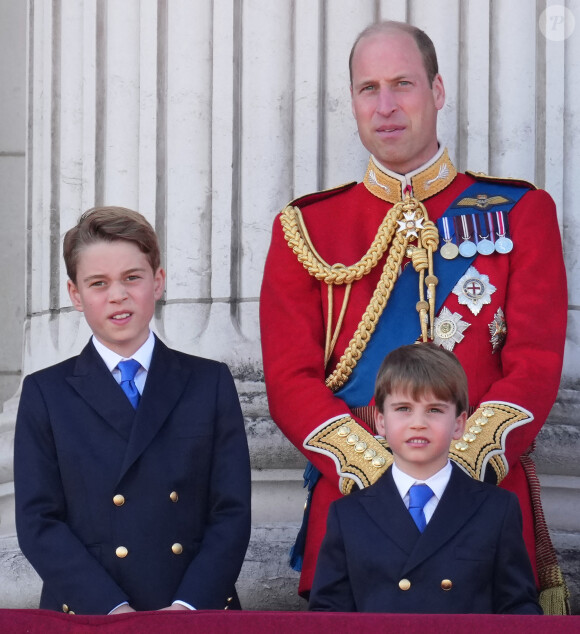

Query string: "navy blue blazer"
[[309, 463, 541, 614], [14, 337, 251, 614]]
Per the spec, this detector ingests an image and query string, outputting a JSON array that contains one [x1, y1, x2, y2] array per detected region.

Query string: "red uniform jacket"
[[260, 159, 567, 594]]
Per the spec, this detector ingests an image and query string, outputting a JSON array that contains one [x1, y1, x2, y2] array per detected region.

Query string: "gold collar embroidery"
[[363, 148, 457, 203]]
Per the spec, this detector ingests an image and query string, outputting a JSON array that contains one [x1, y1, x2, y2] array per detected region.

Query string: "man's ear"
[[432, 73, 445, 111], [67, 279, 84, 313]]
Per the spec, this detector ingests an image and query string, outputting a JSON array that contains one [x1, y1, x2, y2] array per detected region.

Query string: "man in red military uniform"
[[260, 21, 568, 612]]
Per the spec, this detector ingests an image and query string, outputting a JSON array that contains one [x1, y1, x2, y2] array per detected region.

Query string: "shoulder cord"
[[280, 195, 439, 390]]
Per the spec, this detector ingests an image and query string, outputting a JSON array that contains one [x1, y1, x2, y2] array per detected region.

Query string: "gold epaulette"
[[285, 181, 358, 210], [465, 170, 537, 191], [450, 402, 533, 483], [304, 417, 393, 495]]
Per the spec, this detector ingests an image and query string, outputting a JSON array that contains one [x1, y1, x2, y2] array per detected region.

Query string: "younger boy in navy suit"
[[309, 343, 541, 614], [14, 207, 251, 614]]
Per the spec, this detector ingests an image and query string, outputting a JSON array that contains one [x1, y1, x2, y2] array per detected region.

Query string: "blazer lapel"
[[66, 341, 137, 440], [401, 464, 489, 575], [358, 467, 421, 556], [118, 337, 192, 481]]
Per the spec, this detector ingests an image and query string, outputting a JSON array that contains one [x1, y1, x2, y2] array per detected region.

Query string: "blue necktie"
[[118, 359, 141, 409], [408, 484, 433, 533]]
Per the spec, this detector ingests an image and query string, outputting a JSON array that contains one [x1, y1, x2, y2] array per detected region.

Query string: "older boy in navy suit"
[[309, 344, 541, 614], [14, 207, 251, 614]]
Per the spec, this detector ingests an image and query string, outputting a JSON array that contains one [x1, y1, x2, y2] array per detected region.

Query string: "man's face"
[[67, 240, 165, 358], [375, 389, 466, 480], [350, 30, 445, 174]]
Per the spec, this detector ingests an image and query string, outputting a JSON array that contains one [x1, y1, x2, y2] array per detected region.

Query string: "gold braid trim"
[[280, 196, 439, 389], [449, 402, 532, 482], [305, 418, 393, 494], [325, 199, 438, 391], [280, 204, 399, 285]]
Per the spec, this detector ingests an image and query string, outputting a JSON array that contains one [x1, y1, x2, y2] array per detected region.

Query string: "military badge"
[[453, 266, 496, 316], [474, 213, 495, 255], [456, 193, 510, 210], [439, 216, 459, 260], [367, 169, 392, 196], [494, 211, 513, 254], [433, 307, 470, 351], [456, 215, 477, 257], [397, 211, 424, 240], [489, 307, 507, 353]]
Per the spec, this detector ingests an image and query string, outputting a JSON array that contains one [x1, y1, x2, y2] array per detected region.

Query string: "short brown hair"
[[63, 206, 161, 284], [374, 343, 468, 416], [349, 21, 439, 85]]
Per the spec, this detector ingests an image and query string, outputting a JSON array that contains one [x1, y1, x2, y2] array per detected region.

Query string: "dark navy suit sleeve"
[[309, 501, 356, 612], [14, 374, 129, 614], [173, 362, 251, 608], [493, 492, 543, 615]]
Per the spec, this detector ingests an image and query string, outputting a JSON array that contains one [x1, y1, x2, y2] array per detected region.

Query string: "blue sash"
[[334, 182, 529, 407]]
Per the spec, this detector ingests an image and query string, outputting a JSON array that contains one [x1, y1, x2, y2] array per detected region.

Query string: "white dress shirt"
[[391, 460, 453, 525], [91, 330, 155, 395]]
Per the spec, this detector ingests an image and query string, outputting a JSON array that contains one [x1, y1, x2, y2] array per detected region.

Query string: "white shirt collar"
[[391, 459, 452, 502], [91, 330, 156, 372], [371, 144, 444, 192]]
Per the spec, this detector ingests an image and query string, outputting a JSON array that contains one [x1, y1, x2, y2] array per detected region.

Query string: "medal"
[[474, 214, 494, 255], [458, 240, 477, 258], [494, 211, 513, 254], [396, 210, 424, 240], [489, 307, 507, 354], [452, 266, 497, 316], [441, 242, 459, 259], [439, 217, 459, 260], [433, 307, 470, 352], [495, 236, 513, 254], [457, 215, 477, 258]]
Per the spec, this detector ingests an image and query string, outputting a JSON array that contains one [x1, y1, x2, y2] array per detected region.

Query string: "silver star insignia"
[[396, 211, 424, 239], [433, 307, 470, 351], [453, 266, 496, 316]]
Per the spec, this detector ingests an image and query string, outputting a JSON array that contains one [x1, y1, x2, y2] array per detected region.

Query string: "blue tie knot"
[[408, 483, 433, 533], [118, 359, 141, 382], [118, 359, 141, 409]]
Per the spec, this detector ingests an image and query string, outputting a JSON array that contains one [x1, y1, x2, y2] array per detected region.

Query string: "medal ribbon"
[[460, 214, 472, 241], [486, 212, 496, 244], [441, 216, 453, 242], [473, 214, 485, 246], [495, 211, 509, 238]]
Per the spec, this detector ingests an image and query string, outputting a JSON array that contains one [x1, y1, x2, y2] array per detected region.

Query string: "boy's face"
[[67, 240, 165, 358], [375, 389, 466, 480]]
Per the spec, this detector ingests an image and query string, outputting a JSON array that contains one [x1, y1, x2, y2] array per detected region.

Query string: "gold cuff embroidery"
[[305, 417, 393, 492], [450, 402, 532, 482]]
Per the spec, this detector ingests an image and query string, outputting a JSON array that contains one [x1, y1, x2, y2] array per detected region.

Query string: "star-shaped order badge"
[[452, 266, 496, 316], [489, 307, 507, 354], [433, 307, 470, 351], [397, 211, 424, 239]]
